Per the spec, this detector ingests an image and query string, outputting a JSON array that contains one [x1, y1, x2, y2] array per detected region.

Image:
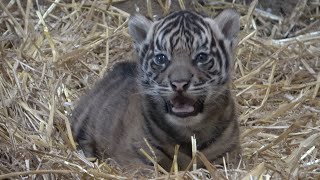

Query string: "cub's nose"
[[170, 80, 190, 91]]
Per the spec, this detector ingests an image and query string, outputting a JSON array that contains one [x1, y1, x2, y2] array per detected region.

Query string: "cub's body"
[[71, 10, 241, 170], [71, 63, 144, 165]]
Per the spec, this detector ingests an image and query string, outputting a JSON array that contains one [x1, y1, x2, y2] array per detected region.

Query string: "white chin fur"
[[172, 105, 194, 113], [165, 113, 204, 127]]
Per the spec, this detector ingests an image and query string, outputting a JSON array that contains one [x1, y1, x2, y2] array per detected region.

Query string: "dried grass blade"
[[234, 59, 273, 84], [241, 162, 265, 180], [0, 170, 73, 179], [191, 135, 197, 171], [35, 0, 61, 30], [285, 133, 320, 176], [143, 138, 159, 176], [87, 169, 128, 179], [57, 110, 77, 150], [0, 1, 25, 37], [254, 89, 310, 124], [178, 0, 186, 10], [312, 72, 320, 99], [268, 31, 320, 46], [24, 0, 32, 35], [36, 11, 58, 62], [172, 145, 179, 179], [147, 0, 153, 18], [196, 152, 227, 180], [244, 0, 258, 31], [254, 114, 311, 154], [139, 148, 168, 175]]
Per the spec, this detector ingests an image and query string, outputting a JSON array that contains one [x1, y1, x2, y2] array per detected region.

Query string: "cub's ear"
[[128, 14, 152, 51], [213, 9, 240, 40]]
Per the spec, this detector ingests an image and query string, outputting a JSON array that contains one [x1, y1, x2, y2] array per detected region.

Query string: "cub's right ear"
[[128, 14, 152, 52]]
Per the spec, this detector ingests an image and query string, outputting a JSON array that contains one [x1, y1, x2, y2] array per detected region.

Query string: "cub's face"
[[129, 10, 239, 125]]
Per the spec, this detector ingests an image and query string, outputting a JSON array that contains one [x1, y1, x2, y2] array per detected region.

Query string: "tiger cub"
[[71, 9, 240, 170]]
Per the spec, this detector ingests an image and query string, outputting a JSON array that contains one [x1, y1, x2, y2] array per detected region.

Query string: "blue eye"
[[154, 54, 168, 65], [195, 53, 209, 64]]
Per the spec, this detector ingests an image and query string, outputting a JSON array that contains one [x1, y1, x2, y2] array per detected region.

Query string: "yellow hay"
[[0, 0, 319, 179]]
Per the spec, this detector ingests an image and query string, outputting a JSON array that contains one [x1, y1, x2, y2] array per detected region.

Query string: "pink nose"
[[170, 81, 190, 91]]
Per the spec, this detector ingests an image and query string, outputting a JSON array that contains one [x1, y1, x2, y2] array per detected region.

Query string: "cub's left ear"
[[128, 14, 152, 52], [213, 9, 240, 40]]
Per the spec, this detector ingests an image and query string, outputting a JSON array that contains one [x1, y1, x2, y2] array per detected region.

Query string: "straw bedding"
[[0, 0, 319, 179]]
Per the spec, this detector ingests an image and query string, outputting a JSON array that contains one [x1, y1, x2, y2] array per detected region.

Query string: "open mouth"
[[168, 95, 201, 117]]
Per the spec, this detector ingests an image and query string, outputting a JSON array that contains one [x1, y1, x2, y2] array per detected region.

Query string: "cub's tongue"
[[172, 104, 194, 113], [170, 95, 195, 114]]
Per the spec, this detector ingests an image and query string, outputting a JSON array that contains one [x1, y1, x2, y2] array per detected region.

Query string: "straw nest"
[[0, 0, 319, 179]]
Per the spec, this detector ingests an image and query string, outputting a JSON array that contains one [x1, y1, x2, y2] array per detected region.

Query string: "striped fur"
[[71, 9, 240, 170]]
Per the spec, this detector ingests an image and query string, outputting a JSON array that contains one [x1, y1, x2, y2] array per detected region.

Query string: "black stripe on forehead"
[[170, 30, 181, 49], [157, 17, 181, 36], [160, 11, 206, 23], [157, 11, 183, 27], [153, 11, 210, 50], [185, 16, 206, 36], [155, 18, 183, 50]]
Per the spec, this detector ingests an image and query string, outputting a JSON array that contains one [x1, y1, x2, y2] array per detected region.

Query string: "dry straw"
[[0, 0, 319, 179]]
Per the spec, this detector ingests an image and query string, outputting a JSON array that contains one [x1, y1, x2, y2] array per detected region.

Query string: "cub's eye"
[[195, 53, 209, 65], [154, 54, 168, 66]]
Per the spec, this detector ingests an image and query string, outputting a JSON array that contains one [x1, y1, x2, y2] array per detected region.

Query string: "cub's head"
[[128, 10, 240, 125]]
